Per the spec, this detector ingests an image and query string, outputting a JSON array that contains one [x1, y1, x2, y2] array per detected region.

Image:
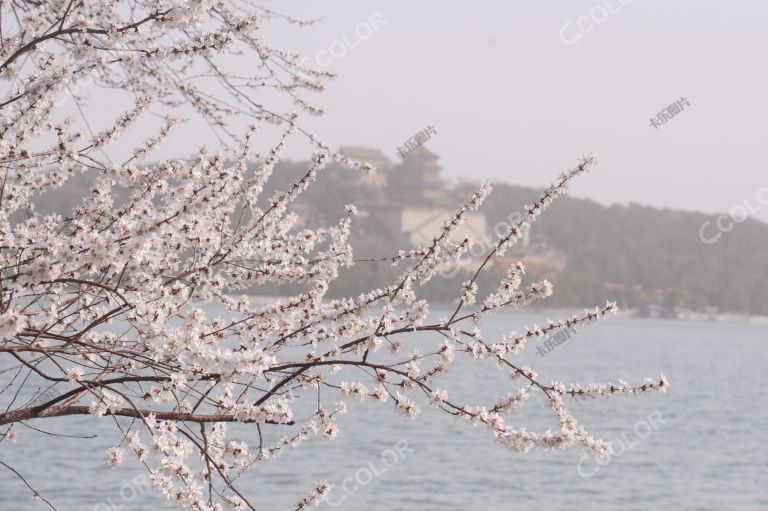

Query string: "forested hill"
[[274, 165, 768, 314], [27, 162, 768, 315], [260, 161, 768, 315], [482, 184, 768, 315]]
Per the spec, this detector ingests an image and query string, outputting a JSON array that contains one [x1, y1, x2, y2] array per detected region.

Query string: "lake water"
[[1, 313, 766, 511]]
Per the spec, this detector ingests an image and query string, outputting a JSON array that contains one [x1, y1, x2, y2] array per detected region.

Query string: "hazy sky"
[[249, 1, 768, 221], [76, 1, 767, 222]]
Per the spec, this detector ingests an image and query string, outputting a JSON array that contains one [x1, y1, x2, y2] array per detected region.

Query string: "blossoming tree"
[[0, 1, 667, 509]]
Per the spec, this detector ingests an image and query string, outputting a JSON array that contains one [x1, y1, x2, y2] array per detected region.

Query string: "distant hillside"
[[483, 184, 768, 314], [24, 159, 768, 315], [260, 160, 768, 315]]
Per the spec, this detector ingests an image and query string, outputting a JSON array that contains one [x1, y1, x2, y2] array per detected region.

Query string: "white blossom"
[[0, 310, 26, 338], [0, 2, 664, 509], [105, 447, 125, 469], [66, 367, 84, 384]]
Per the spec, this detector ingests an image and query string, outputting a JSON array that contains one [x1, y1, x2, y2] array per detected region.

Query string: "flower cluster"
[[0, 2, 666, 510]]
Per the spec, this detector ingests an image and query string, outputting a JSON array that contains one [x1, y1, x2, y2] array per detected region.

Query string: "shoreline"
[[242, 295, 768, 325]]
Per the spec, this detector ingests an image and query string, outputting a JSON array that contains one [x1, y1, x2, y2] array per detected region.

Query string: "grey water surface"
[[1, 312, 766, 511]]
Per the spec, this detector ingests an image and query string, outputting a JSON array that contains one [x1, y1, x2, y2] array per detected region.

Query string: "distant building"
[[500, 246, 568, 278], [386, 147, 451, 208], [345, 146, 492, 251], [379, 205, 491, 248], [336, 145, 567, 277], [338, 146, 390, 189]]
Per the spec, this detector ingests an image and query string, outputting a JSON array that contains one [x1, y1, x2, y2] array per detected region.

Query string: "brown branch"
[[0, 10, 172, 73], [0, 405, 294, 426], [0, 461, 58, 510]]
